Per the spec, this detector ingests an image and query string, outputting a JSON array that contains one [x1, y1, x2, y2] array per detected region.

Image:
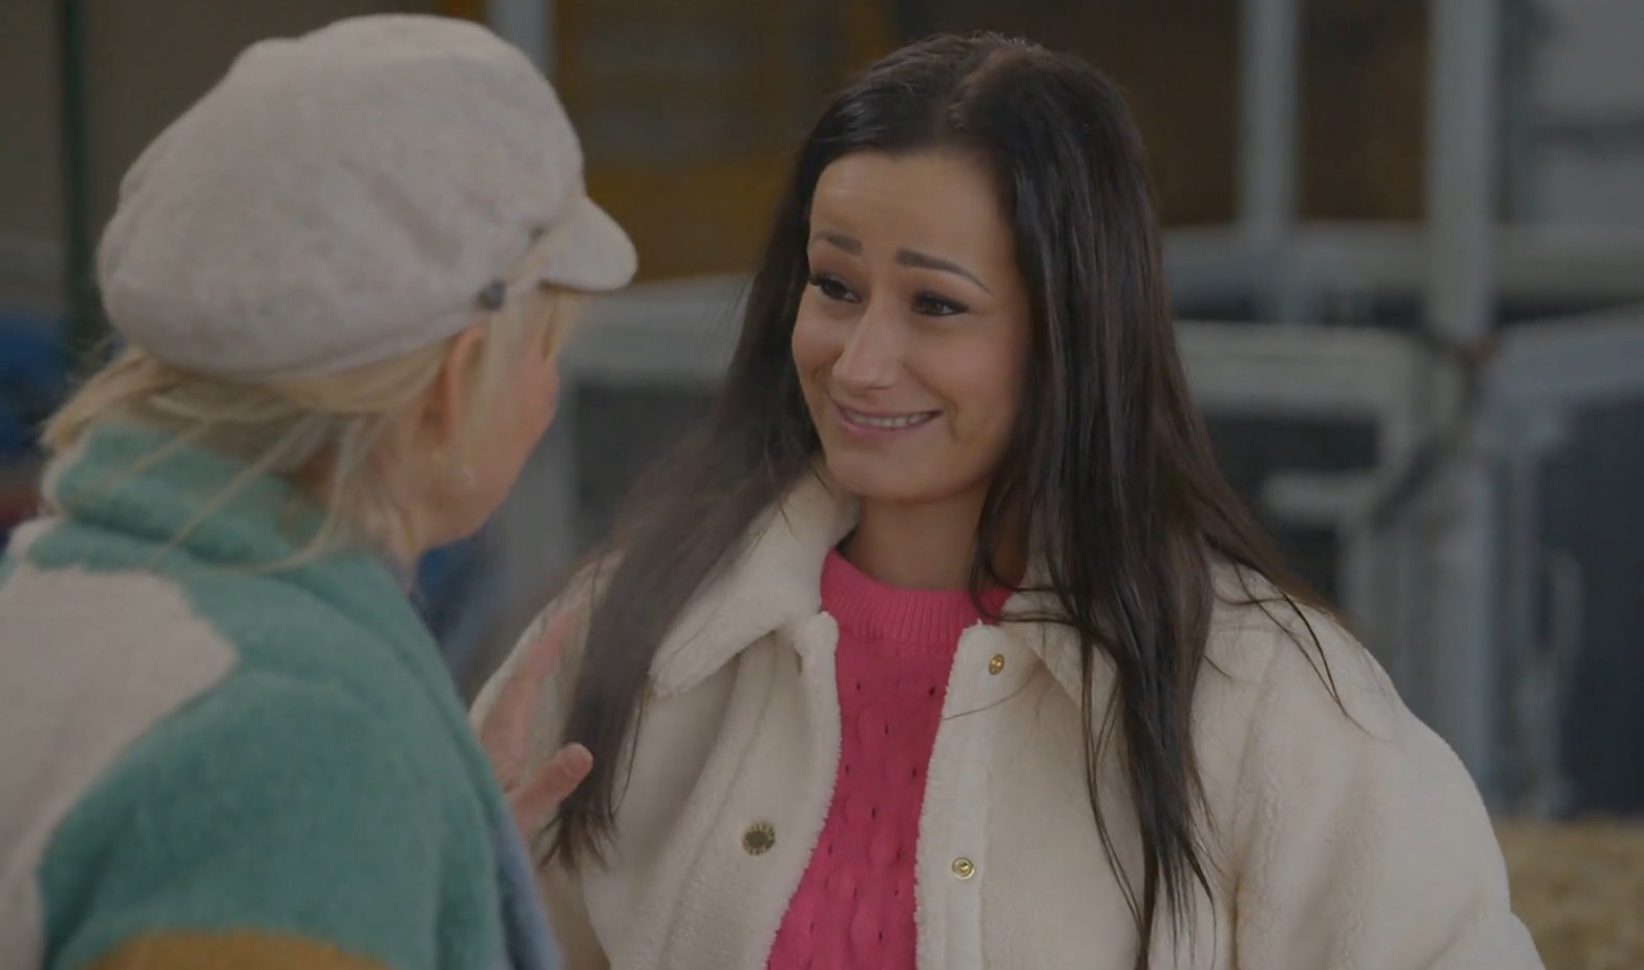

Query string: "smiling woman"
[[794, 151, 1032, 587], [478, 31, 1543, 970]]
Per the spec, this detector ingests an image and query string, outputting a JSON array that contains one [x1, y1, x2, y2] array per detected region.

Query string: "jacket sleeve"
[[1227, 626, 1544, 969], [472, 587, 609, 970], [41, 674, 453, 970]]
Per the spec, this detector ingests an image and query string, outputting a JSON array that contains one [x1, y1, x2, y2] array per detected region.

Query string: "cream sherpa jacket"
[[476, 472, 1542, 969]]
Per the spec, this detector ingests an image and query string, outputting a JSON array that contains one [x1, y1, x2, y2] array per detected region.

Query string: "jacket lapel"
[[649, 469, 855, 697], [646, 468, 1097, 705]]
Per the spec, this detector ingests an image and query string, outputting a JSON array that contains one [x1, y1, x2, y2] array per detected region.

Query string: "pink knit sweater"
[[767, 550, 1010, 969]]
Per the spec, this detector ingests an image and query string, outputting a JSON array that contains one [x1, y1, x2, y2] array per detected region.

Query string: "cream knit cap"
[[97, 14, 636, 379]]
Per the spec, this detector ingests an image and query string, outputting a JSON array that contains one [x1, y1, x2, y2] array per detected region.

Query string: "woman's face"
[[417, 290, 575, 551], [470, 294, 569, 518], [792, 149, 1032, 512]]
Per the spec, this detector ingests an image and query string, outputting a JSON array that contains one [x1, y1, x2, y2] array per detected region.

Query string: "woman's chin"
[[820, 452, 939, 507]]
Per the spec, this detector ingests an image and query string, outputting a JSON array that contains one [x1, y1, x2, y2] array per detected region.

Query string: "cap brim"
[[534, 195, 637, 293]]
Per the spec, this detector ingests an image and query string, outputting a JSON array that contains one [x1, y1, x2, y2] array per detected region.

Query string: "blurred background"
[[2, 0, 1641, 963]]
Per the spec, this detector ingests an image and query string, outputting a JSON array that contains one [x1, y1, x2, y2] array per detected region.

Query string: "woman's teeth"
[[842, 407, 937, 429]]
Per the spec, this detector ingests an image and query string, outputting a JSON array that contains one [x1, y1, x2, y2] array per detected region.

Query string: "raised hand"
[[478, 612, 593, 846]]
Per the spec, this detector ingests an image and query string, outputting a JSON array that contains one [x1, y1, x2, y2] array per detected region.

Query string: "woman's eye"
[[914, 292, 968, 317], [808, 273, 858, 302]]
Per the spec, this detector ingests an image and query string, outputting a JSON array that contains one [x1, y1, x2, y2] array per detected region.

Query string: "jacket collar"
[[648, 469, 1093, 702]]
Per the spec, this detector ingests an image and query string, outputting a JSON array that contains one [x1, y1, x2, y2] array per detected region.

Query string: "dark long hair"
[[554, 34, 1324, 967]]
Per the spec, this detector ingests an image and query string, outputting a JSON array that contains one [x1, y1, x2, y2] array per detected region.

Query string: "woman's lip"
[[836, 404, 938, 420], [832, 400, 941, 438]]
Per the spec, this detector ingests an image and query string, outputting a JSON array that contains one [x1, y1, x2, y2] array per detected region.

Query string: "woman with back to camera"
[[478, 32, 1543, 970], [0, 16, 631, 970]]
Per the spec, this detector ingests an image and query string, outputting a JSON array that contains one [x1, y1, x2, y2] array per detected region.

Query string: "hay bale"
[[1497, 819, 1644, 969]]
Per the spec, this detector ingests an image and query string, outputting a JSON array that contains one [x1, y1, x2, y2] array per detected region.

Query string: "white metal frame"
[[1194, 0, 1644, 799], [1484, 301, 1644, 814]]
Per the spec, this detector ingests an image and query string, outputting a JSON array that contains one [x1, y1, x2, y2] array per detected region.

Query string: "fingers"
[[516, 610, 577, 688], [510, 743, 594, 838], [480, 611, 578, 786]]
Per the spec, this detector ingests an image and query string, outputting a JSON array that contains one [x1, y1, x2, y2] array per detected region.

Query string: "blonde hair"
[[44, 285, 584, 566]]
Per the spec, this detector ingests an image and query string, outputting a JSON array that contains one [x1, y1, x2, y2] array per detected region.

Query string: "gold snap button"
[[743, 822, 776, 856], [987, 654, 1006, 676], [952, 857, 976, 880]]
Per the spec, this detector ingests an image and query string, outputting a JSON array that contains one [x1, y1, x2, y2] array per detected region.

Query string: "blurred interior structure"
[[2, 0, 1642, 824]]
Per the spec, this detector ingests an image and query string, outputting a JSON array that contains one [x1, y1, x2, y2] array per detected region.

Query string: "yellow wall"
[[0, 1, 1430, 301], [557, 0, 1428, 282]]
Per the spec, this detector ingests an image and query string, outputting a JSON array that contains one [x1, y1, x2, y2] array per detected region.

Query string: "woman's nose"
[[831, 303, 901, 393]]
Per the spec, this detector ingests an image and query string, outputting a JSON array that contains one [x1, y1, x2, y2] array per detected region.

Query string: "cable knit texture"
[[767, 551, 1010, 970]]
